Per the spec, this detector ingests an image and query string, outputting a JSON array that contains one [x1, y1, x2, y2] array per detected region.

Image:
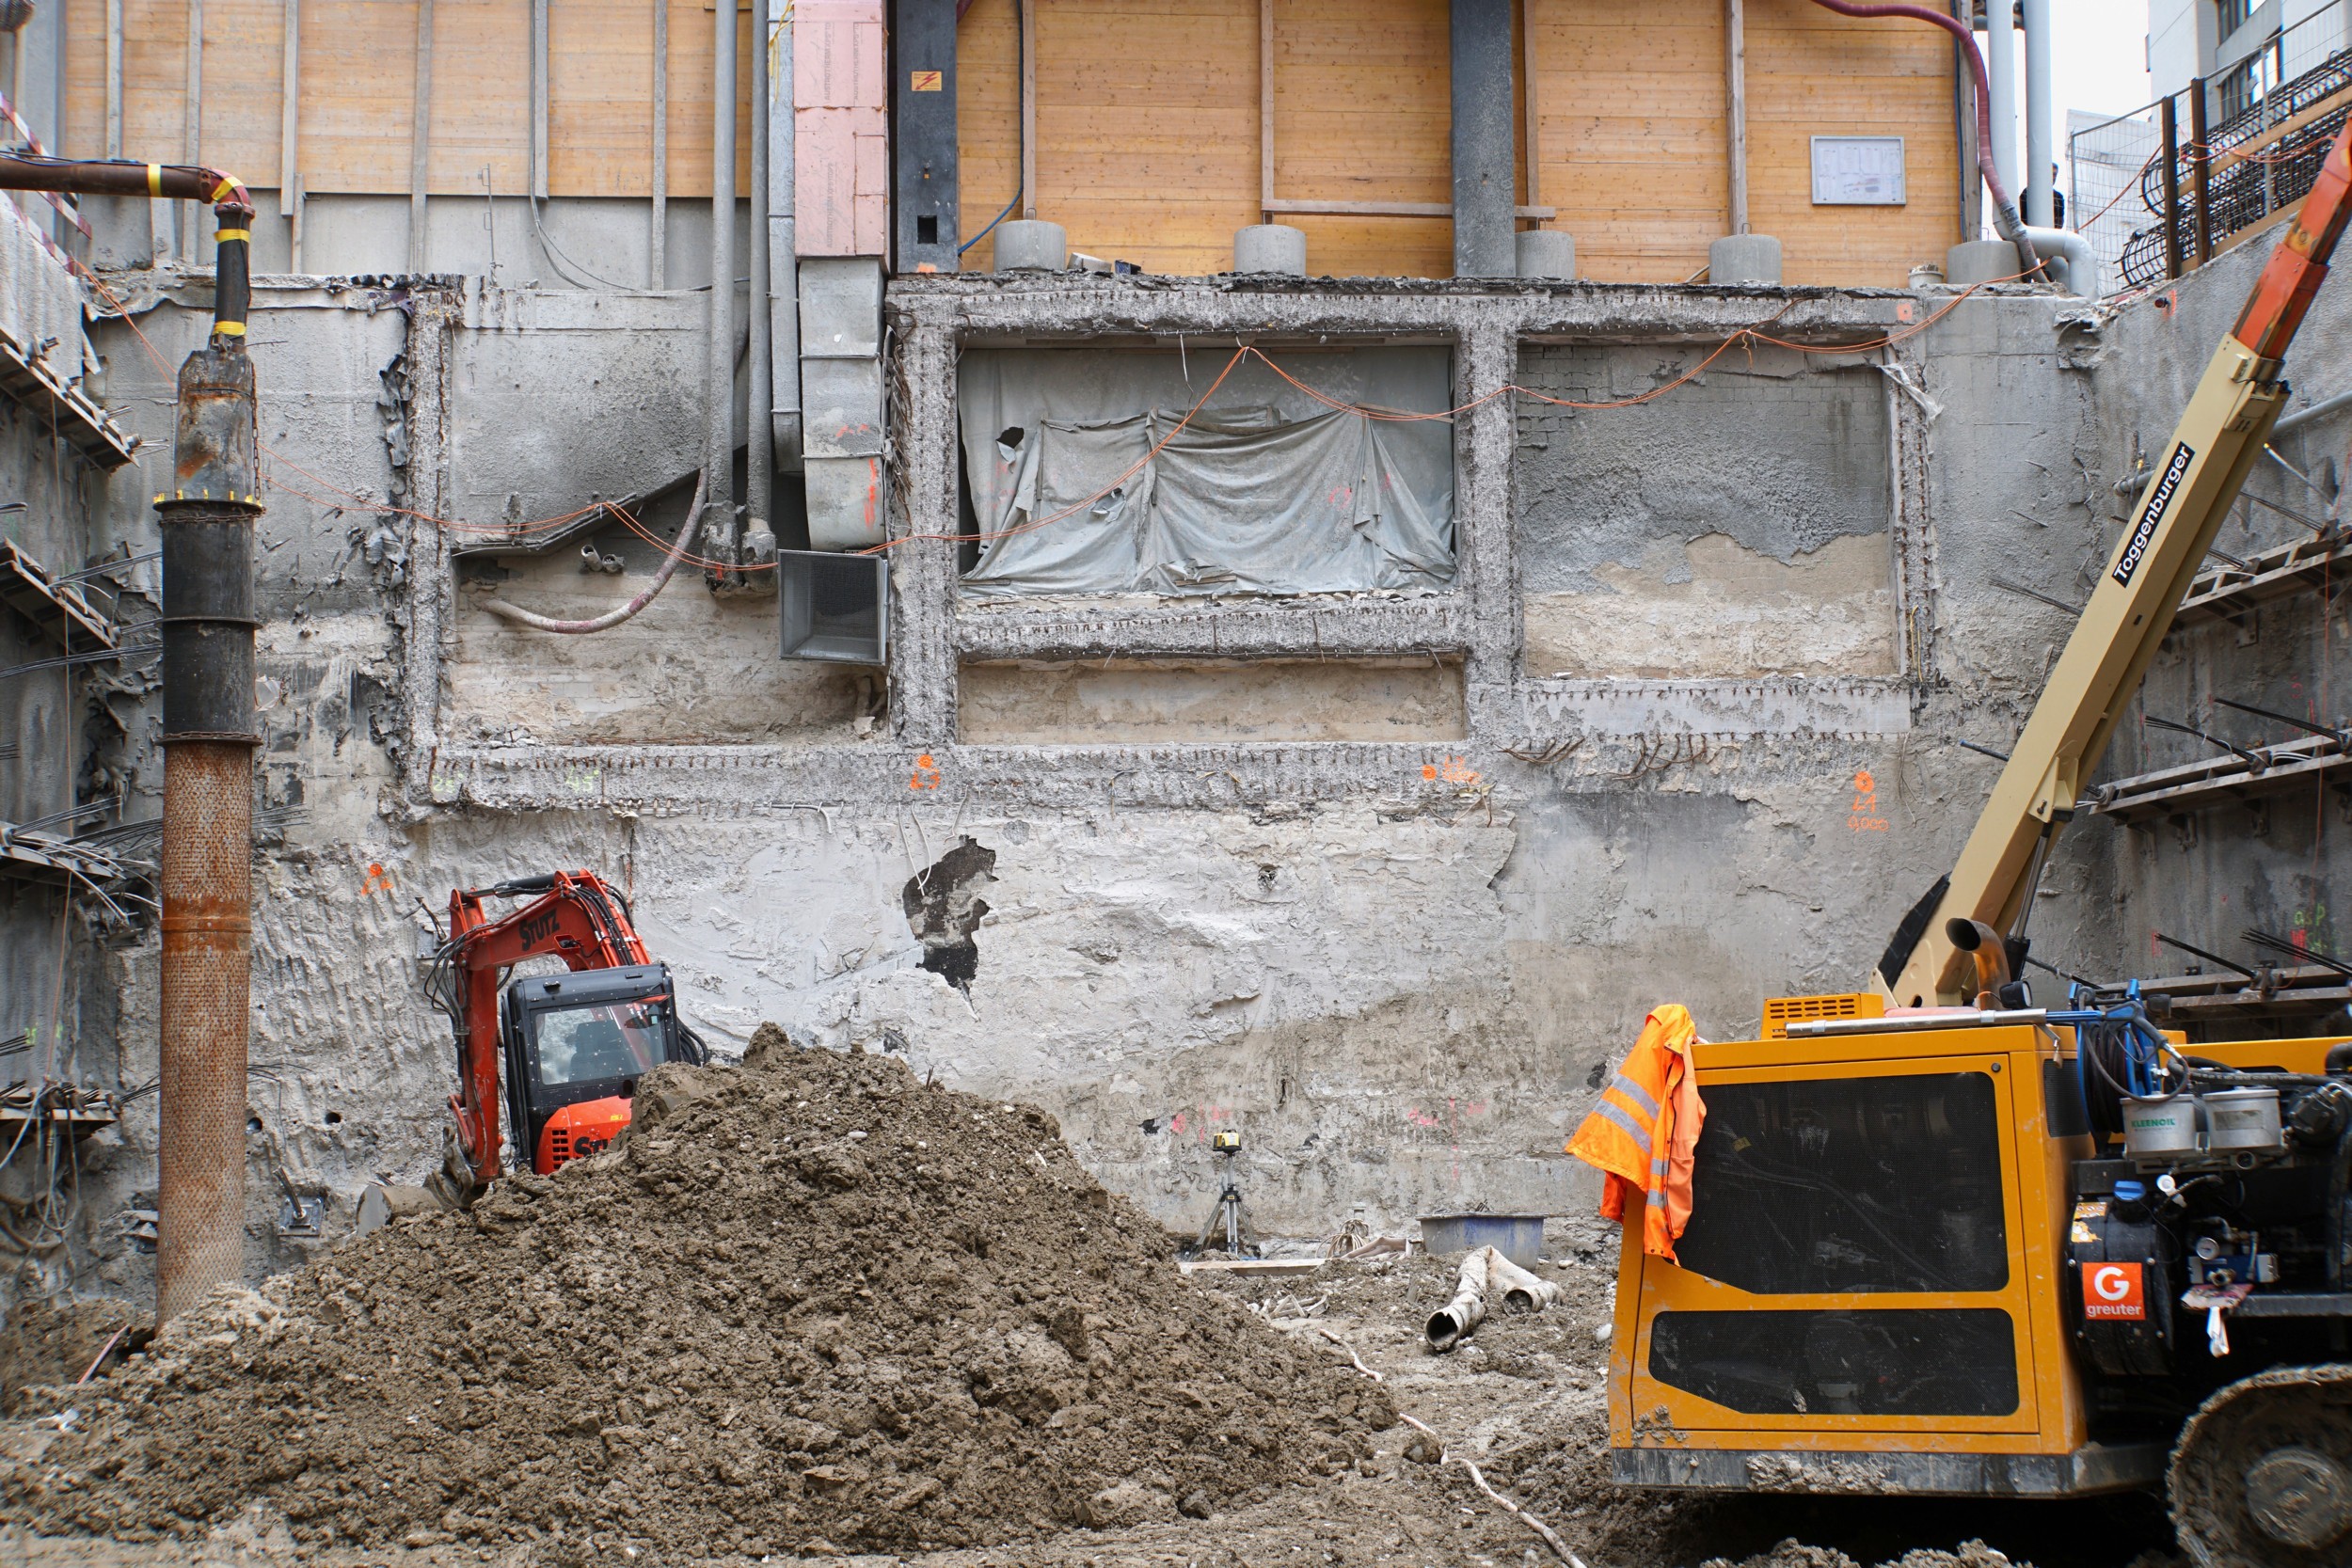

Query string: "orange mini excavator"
[[420, 870, 707, 1196]]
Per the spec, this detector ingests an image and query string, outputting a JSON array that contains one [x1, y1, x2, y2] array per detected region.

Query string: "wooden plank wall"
[[961, 0, 1960, 285], [959, 0, 1262, 278], [56, 0, 1956, 282], [1744, 0, 1961, 285], [59, 0, 754, 197]]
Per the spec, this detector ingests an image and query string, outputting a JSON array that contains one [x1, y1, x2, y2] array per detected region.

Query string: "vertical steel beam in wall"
[[409, 0, 434, 274], [749, 0, 772, 531], [708, 0, 738, 553], [1258, 0, 1273, 218], [1950, 0, 1979, 240], [2190, 78, 2212, 266], [1019, 0, 1035, 219], [651, 0, 668, 286], [767, 0, 799, 467], [1450, 0, 1514, 277], [280, 0, 300, 271], [1724, 0, 1747, 235], [530, 0, 549, 203], [2161, 91, 2181, 281], [104, 0, 121, 157], [183, 0, 201, 259], [891, 0, 958, 272], [1519, 0, 1539, 210]]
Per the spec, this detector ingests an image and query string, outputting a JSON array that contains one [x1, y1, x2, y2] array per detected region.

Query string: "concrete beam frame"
[[400, 275, 1937, 819]]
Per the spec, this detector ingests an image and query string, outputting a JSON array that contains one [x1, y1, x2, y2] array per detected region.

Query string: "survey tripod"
[[1184, 1130, 1258, 1259]]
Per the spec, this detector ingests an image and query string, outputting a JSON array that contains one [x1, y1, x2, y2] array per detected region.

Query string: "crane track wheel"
[[2172, 1363, 2352, 1567]]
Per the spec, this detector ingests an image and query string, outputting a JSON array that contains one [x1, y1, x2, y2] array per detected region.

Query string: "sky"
[[2050, 0, 2158, 123], [2047, 0, 2156, 199]]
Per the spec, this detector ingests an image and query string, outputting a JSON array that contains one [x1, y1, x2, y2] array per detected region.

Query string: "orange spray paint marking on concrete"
[[360, 862, 393, 895], [1847, 768, 1888, 832], [910, 752, 942, 790]]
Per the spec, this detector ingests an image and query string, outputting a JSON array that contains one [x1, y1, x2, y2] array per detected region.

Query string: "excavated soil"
[[0, 1297, 146, 1416], [0, 1034, 1393, 1557]]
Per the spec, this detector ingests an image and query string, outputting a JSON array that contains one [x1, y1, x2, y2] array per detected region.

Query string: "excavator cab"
[[500, 964, 699, 1174]]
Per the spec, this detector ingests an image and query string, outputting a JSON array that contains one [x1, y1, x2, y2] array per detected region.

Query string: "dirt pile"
[[0, 1298, 146, 1416], [0, 1035, 1392, 1556]]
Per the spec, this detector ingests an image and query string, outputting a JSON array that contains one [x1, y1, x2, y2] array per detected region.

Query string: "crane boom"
[[1879, 118, 2352, 1006]]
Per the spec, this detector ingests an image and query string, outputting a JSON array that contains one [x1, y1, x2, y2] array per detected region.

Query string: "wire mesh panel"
[[2071, 106, 2162, 292], [2090, 6, 2352, 293]]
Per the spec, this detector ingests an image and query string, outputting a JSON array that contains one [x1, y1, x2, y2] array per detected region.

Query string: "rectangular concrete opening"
[[957, 657, 1468, 744], [957, 344, 1456, 599]]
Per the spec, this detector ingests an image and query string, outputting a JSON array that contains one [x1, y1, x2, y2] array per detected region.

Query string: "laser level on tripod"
[[1184, 1128, 1256, 1259]]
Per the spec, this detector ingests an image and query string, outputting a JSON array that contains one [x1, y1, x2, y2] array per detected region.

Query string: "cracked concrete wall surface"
[[38, 258, 2338, 1298], [1514, 342, 1897, 680], [2075, 239, 2352, 978]]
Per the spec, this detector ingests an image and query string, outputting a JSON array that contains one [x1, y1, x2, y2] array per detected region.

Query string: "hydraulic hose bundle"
[[2071, 997, 2189, 1137]]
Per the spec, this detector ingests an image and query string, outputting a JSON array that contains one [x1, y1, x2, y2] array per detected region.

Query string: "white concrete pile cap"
[[1708, 233, 1782, 286], [993, 219, 1068, 272], [1516, 230, 1577, 281], [1235, 224, 1308, 277]]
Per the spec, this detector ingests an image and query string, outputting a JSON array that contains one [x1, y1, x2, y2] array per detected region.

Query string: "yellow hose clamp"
[[214, 322, 246, 336], [146, 164, 162, 197], [215, 229, 250, 244]]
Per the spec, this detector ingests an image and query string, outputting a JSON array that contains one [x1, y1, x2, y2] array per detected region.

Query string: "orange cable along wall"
[[60, 0, 1955, 282]]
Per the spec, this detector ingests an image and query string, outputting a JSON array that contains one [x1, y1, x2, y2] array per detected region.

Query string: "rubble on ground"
[[0, 1031, 1392, 1556]]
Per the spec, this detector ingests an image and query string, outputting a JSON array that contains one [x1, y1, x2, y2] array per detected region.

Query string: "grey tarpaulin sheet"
[[958, 346, 1455, 597]]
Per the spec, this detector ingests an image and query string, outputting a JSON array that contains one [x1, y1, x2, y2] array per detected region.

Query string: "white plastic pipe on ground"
[[1425, 1246, 1564, 1353]]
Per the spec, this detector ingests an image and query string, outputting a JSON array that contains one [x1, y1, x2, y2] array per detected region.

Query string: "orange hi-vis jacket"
[[1565, 1004, 1707, 1263]]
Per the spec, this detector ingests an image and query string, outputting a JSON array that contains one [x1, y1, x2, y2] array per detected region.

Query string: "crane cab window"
[[528, 1000, 669, 1088], [1672, 1070, 2009, 1294]]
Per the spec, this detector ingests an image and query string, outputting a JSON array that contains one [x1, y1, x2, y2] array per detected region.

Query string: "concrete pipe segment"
[[993, 219, 1067, 271], [1708, 233, 1782, 286], [1515, 230, 1577, 280], [1234, 224, 1309, 277]]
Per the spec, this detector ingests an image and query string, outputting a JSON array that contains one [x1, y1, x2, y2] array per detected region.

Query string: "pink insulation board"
[[795, 0, 887, 256]]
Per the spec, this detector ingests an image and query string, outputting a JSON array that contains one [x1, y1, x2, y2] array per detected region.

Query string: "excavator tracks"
[[2172, 1363, 2352, 1567]]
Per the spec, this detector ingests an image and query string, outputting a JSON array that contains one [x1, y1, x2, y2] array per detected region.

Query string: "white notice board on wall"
[[1810, 136, 1907, 205]]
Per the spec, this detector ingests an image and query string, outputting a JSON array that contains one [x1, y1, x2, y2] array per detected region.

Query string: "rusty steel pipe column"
[[156, 209, 261, 1322]]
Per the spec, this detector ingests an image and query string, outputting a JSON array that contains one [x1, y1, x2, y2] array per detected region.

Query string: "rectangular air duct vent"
[[1759, 992, 1884, 1039], [779, 547, 889, 664]]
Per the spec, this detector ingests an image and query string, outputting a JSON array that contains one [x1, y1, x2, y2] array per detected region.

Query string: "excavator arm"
[[1877, 116, 2352, 1006], [436, 871, 649, 1187]]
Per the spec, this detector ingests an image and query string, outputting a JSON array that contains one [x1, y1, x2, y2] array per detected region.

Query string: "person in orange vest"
[[1565, 1004, 1706, 1263]]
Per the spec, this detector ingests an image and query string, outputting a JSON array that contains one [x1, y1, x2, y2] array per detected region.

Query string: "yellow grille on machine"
[[1759, 992, 1884, 1038]]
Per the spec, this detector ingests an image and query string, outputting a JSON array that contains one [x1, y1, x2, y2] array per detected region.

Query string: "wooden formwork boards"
[[60, 0, 1960, 285]]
